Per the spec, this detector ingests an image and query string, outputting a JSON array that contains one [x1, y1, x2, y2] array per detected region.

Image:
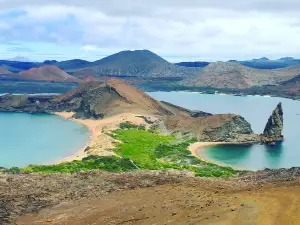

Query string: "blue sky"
[[1, 0, 300, 62]]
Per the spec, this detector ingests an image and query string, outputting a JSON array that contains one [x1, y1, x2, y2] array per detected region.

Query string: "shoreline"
[[53, 112, 154, 164], [53, 112, 91, 163], [188, 142, 254, 170], [147, 89, 299, 101], [52, 112, 257, 171], [188, 142, 233, 167]]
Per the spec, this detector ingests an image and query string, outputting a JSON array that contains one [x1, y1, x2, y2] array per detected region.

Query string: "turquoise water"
[[148, 92, 300, 170], [0, 113, 90, 168]]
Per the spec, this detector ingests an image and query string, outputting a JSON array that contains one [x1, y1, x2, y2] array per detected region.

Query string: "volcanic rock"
[[262, 102, 284, 143]]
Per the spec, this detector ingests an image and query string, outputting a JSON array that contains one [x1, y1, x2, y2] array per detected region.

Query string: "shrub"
[[119, 121, 146, 130]]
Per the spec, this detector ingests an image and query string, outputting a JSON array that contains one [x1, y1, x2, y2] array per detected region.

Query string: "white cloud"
[[80, 45, 101, 52], [1, 0, 300, 60]]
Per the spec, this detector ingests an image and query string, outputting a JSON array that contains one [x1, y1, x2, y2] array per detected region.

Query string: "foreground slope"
[[0, 168, 299, 225]]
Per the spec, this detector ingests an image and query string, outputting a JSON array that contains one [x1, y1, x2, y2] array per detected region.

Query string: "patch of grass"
[[119, 121, 146, 130], [112, 127, 240, 177], [148, 123, 160, 134], [113, 129, 174, 169], [7, 156, 137, 174]]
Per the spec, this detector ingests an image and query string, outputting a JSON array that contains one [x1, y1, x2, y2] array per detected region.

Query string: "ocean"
[[0, 112, 89, 168], [148, 91, 300, 170]]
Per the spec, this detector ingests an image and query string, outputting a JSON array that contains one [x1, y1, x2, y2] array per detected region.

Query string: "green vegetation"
[[111, 123, 239, 177], [119, 121, 146, 130], [3, 122, 240, 177], [112, 128, 174, 169], [3, 156, 136, 174]]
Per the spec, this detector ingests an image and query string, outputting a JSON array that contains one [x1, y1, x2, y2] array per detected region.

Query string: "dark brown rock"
[[262, 102, 284, 143]]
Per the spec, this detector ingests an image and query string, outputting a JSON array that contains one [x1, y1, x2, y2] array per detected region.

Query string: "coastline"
[[188, 142, 233, 167], [53, 112, 153, 163], [188, 142, 252, 169], [53, 112, 91, 163], [53, 112, 252, 171]]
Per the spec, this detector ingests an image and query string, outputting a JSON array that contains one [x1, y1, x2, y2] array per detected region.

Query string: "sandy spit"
[[53, 112, 155, 163]]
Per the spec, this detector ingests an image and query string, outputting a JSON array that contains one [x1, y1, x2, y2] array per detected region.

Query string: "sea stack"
[[262, 102, 284, 144]]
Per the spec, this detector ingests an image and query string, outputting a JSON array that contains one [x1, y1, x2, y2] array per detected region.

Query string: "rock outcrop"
[[261, 102, 284, 143], [201, 115, 258, 142]]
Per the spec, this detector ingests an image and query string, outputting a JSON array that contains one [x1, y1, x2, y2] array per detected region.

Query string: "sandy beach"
[[188, 141, 243, 166], [188, 142, 226, 163], [54, 112, 155, 163], [189, 142, 257, 170]]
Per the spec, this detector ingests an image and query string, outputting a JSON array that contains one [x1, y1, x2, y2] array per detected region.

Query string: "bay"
[[148, 91, 300, 170], [0, 113, 89, 168]]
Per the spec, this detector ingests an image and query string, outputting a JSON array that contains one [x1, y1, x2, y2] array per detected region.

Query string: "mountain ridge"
[[185, 61, 300, 89], [80, 50, 201, 78]]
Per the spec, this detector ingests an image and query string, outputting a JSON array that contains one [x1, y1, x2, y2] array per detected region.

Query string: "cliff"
[[261, 102, 284, 143]]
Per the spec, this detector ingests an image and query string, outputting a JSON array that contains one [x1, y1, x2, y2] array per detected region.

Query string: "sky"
[[1, 0, 300, 62]]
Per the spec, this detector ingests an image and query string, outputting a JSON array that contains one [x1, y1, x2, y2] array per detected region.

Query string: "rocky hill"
[[239, 57, 300, 69], [75, 50, 200, 78], [177, 57, 300, 69], [18, 65, 81, 83], [276, 74, 300, 95], [262, 102, 284, 143], [185, 62, 300, 89]]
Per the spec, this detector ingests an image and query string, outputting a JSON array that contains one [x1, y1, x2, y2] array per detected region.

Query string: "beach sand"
[[54, 112, 156, 163], [188, 142, 226, 162], [188, 141, 243, 166], [189, 142, 256, 170]]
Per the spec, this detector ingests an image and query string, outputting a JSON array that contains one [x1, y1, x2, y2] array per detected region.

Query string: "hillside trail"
[[16, 180, 300, 225]]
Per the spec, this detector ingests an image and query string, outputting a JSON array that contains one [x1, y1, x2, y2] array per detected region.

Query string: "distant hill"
[[0, 59, 92, 73], [175, 61, 210, 68], [71, 68, 98, 81], [238, 57, 300, 69], [185, 62, 300, 89], [177, 57, 300, 70], [277, 74, 300, 94], [18, 65, 81, 83], [0, 65, 15, 74], [45, 59, 92, 71], [0, 60, 39, 72], [77, 50, 200, 78], [0, 68, 12, 75]]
